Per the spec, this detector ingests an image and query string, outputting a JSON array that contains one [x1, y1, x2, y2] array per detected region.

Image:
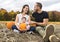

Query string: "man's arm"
[[36, 12, 49, 26], [36, 19, 49, 26]]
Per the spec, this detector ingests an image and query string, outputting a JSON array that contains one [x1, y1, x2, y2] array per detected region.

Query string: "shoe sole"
[[49, 35, 60, 42], [43, 24, 54, 42]]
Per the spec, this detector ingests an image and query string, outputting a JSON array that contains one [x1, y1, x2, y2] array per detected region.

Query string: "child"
[[19, 17, 30, 31], [21, 17, 36, 34]]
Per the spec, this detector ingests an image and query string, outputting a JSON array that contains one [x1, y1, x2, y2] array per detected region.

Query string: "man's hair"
[[36, 2, 42, 9]]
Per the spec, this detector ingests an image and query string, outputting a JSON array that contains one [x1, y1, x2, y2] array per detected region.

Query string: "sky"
[[0, 0, 60, 12]]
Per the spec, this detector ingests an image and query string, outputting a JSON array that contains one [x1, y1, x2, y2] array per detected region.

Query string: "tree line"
[[0, 8, 60, 21]]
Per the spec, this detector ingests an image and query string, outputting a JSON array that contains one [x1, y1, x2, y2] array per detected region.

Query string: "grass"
[[48, 22, 60, 25], [0, 21, 60, 25], [0, 21, 60, 42]]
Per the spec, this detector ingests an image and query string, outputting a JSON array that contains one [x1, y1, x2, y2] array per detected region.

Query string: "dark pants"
[[12, 25, 24, 33], [29, 26, 36, 31], [12, 25, 19, 30], [12, 25, 36, 32]]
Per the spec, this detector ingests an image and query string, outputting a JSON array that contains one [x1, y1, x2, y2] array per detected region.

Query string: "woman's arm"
[[15, 15, 19, 29], [28, 16, 31, 24]]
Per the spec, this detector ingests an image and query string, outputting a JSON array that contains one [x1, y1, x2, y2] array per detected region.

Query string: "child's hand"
[[26, 25, 30, 30]]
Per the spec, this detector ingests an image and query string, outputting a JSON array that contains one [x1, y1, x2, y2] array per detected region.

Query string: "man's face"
[[34, 3, 41, 12]]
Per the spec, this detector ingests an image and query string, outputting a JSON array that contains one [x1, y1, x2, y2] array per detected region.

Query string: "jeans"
[[12, 25, 19, 31], [29, 26, 36, 31], [12, 25, 36, 32]]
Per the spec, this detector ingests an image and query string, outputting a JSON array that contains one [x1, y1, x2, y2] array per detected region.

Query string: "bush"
[[0, 8, 60, 21], [0, 13, 3, 21], [48, 11, 60, 22], [3, 12, 12, 21]]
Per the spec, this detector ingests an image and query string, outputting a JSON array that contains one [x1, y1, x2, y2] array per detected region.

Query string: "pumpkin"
[[6, 22, 15, 29], [30, 23, 36, 27], [19, 23, 26, 31]]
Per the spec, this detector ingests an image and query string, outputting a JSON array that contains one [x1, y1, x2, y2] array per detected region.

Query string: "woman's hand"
[[15, 24, 19, 30]]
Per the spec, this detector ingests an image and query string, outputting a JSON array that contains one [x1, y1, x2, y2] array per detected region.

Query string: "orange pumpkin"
[[6, 22, 15, 29], [19, 23, 26, 31], [30, 23, 36, 27]]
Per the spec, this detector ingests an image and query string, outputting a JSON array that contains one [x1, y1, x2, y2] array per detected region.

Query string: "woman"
[[12, 5, 31, 32]]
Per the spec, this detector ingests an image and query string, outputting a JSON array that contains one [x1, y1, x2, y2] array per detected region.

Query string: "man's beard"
[[34, 9, 38, 12]]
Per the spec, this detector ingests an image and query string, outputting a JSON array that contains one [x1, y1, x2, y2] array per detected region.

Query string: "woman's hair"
[[21, 4, 29, 15]]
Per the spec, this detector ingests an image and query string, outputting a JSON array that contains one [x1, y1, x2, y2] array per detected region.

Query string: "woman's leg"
[[12, 25, 20, 33], [12, 25, 18, 30]]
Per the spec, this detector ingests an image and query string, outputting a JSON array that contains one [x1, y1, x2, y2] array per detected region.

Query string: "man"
[[31, 2, 54, 42]]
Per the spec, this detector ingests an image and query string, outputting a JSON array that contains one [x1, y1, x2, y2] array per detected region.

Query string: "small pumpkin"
[[30, 23, 36, 27], [6, 22, 15, 29], [19, 23, 26, 31]]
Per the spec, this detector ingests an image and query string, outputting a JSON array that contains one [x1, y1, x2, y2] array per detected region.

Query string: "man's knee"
[[36, 26, 43, 31]]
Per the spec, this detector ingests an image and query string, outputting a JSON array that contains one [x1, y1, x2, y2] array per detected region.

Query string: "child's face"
[[22, 18, 26, 23]]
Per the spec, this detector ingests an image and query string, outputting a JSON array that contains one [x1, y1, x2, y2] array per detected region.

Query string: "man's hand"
[[36, 19, 48, 26], [31, 21, 37, 24], [30, 21, 37, 26]]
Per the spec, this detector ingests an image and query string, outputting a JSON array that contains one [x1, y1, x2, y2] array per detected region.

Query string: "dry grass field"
[[0, 21, 60, 42]]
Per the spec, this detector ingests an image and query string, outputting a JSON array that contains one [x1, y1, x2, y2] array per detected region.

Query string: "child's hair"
[[22, 17, 26, 20]]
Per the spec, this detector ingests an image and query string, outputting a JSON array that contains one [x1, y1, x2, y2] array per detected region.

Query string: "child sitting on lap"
[[19, 17, 30, 31]]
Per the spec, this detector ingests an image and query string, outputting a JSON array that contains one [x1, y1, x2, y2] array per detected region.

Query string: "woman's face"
[[23, 6, 29, 14]]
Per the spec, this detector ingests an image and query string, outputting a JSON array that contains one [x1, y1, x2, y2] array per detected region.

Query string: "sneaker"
[[13, 29, 19, 33], [43, 24, 54, 42], [49, 35, 60, 42], [27, 31, 34, 34]]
